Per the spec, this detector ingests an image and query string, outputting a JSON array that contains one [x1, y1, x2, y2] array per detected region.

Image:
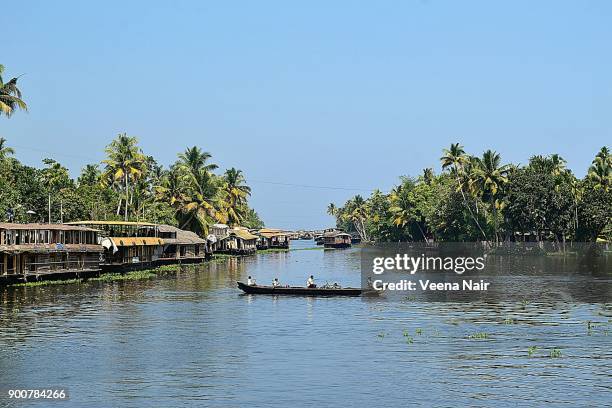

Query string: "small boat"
[[237, 281, 363, 296]]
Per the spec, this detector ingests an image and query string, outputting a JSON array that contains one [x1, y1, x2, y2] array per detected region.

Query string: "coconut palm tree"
[[41, 159, 71, 223], [221, 168, 251, 226], [77, 164, 101, 186], [588, 148, 611, 191], [0, 137, 15, 161], [440, 143, 488, 241], [471, 150, 511, 242], [327, 203, 337, 217], [0, 65, 27, 117], [422, 168, 434, 185], [178, 146, 218, 195], [102, 133, 146, 221]]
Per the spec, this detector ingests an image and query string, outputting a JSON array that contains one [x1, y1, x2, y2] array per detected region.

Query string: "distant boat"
[[237, 281, 363, 296]]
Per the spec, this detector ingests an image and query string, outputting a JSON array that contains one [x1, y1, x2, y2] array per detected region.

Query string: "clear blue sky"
[[2, 0, 611, 229]]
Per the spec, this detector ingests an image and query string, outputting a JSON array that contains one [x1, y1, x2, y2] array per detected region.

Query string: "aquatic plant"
[[377, 332, 386, 339], [467, 332, 489, 340], [405, 336, 414, 344], [415, 328, 423, 335], [10, 278, 82, 287], [503, 317, 515, 325], [527, 346, 538, 357], [549, 348, 562, 358]]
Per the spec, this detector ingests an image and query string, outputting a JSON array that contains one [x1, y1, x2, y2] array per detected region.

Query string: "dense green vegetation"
[[329, 145, 611, 243], [0, 135, 264, 232], [1, 63, 262, 233]]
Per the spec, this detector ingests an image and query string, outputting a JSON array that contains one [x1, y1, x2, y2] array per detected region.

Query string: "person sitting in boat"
[[272, 278, 280, 288], [307, 275, 316, 288], [247, 276, 256, 286]]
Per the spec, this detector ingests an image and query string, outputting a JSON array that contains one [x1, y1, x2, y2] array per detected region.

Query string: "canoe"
[[237, 281, 363, 296]]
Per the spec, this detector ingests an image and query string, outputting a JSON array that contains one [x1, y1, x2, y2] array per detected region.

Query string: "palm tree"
[[0, 65, 27, 117], [471, 150, 511, 242], [178, 146, 218, 195], [588, 147, 611, 191], [341, 195, 369, 242], [77, 164, 101, 186], [173, 146, 222, 232], [41, 158, 71, 223], [221, 168, 251, 226], [0, 137, 15, 161], [440, 143, 488, 241], [327, 203, 337, 217], [422, 168, 434, 185], [102, 133, 146, 221]]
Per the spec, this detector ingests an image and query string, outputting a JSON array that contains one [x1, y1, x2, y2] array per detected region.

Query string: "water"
[[1, 240, 610, 407]]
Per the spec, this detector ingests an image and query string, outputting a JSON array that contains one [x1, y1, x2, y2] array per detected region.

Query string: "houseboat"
[[323, 231, 352, 248], [0, 223, 102, 283], [66, 221, 164, 271], [220, 228, 258, 255], [256, 228, 289, 250], [157, 224, 209, 263], [208, 223, 230, 253]]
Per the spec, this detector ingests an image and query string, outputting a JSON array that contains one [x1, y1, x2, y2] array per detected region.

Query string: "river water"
[[1, 240, 610, 407]]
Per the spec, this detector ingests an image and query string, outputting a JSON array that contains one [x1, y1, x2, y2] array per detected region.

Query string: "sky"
[[2, 0, 611, 229]]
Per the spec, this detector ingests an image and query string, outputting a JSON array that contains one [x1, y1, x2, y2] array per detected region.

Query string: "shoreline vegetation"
[[328, 144, 611, 245], [0, 133, 264, 234]]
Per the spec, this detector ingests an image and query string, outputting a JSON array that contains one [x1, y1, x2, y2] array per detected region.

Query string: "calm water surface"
[[1, 240, 611, 407]]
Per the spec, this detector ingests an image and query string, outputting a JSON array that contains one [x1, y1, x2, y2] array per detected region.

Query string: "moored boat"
[[237, 281, 363, 296]]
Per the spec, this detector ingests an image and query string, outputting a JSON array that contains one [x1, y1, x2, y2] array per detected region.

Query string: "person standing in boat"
[[272, 278, 280, 287], [307, 275, 316, 288], [247, 276, 256, 286]]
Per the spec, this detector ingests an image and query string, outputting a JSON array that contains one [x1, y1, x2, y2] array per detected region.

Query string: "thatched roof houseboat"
[[219, 228, 258, 255], [157, 225, 209, 263]]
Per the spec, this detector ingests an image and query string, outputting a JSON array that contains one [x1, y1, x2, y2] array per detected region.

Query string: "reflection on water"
[[0, 241, 611, 407]]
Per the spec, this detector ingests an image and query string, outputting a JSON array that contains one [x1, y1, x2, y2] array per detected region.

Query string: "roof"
[[258, 228, 284, 233], [108, 237, 164, 247], [231, 229, 258, 241], [157, 225, 206, 244], [259, 231, 288, 238], [66, 221, 157, 227], [0, 223, 98, 232], [211, 223, 229, 229], [323, 231, 352, 238]]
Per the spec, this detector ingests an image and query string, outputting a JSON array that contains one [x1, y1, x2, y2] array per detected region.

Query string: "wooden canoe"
[[237, 281, 363, 296]]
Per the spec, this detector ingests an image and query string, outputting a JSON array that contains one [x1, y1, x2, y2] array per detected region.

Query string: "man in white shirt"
[[307, 275, 316, 288], [272, 278, 280, 287], [247, 276, 256, 286]]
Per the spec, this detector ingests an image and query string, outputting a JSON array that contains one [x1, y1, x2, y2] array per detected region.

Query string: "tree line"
[[0, 135, 264, 233], [1, 63, 262, 234], [328, 144, 611, 243]]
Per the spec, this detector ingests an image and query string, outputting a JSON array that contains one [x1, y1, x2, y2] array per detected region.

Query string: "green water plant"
[[527, 346, 538, 357], [467, 332, 489, 340], [549, 348, 562, 358]]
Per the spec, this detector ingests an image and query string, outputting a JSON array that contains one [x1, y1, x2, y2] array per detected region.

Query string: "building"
[[66, 221, 164, 270], [157, 224, 209, 263], [0, 223, 102, 282]]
